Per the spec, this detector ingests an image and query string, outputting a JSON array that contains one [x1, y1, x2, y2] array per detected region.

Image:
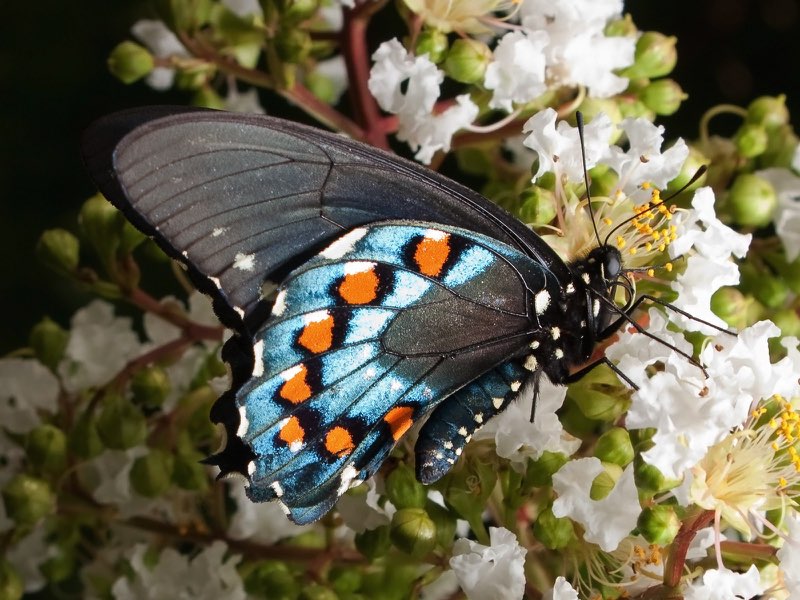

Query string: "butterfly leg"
[[414, 361, 528, 484]]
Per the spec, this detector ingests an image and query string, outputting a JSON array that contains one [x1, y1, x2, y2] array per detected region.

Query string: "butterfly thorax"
[[524, 244, 624, 385]]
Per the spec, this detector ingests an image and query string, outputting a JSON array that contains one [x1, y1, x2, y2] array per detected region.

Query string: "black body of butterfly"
[[81, 106, 647, 524]]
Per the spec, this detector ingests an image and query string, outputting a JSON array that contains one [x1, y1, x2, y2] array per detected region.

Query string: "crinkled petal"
[[450, 527, 527, 600], [0, 359, 59, 434]]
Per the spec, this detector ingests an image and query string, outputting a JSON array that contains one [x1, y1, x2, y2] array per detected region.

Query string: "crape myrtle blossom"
[[755, 167, 800, 261], [683, 565, 764, 600], [0, 358, 59, 434], [450, 527, 527, 600], [545, 577, 578, 600], [130, 20, 190, 91], [484, 30, 548, 112]]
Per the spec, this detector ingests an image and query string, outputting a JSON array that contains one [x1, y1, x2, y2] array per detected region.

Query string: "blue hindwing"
[[236, 221, 544, 523]]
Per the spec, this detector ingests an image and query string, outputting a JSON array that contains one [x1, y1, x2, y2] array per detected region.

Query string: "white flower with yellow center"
[[403, 0, 521, 34]]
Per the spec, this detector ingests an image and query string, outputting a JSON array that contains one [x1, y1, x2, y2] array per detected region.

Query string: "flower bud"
[[281, 0, 319, 22], [444, 39, 491, 84], [568, 385, 629, 422], [594, 427, 634, 467], [108, 41, 154, 84], [762, 124, 799, 167], [533, 506, 575, 549], [298, 585, 338, 600], [526, 451, 569, 487], [734, 123, 768, 158], [772, 308, 800, 338], [192, 86, 225, 110], [173, 451, 210, 491], [244, 561, 296, 598], [2, 475, 55, 526], [97, 394, 148, 450], [625, 32, 677, 79], [518, 187, 556, 225], [329, 566, 362, 595], [390, 508, 437, 557], [41, 550, 76, 584], [131, 366, 171, 410], [637, 505, 680, 545], [69, 413, 104, 459], [36, 229, 80, 273], [768, 253, 800, 293], [426, 499, 457, 548], [589, 462, 622, 500], [634, 459, 678, 494], [728, 173, 777, 227], [275, 28, 312, 63], [29, 317, 68, 372], [754, 275, 790, 309], [746, 95, 789, 130], [710, 287, 763, 329], [639, 79, 686, 116], [385, 464, 427, 509], [79, 194, 123, 262], [27, 424, 67, 476], [617, 97, 655, 122], [354, 524, 391, 559], [605, 14, 637, 37], [416, 29, 449, 64], [0, 560, 23, 600], [130, 449, 175, 497]]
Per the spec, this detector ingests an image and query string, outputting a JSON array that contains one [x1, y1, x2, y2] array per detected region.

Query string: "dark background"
[[2, 0, 798, 353]]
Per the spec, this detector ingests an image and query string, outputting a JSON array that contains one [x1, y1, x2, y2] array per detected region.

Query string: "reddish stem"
[[128, 287, 222, 342], [664, 509, 715, 588]]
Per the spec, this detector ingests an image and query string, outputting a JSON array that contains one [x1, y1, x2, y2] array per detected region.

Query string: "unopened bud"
[[390, 508, 437, 557], [444, 39, 491, 84], [2, 475, 55, 526], [625, 32, 677, 79], [746, 95, 789, 130], [36, 229, 79, 273], [108, 41, 154, 84], [29, 317, 68, 371], [638, 505, 680, 545], [590, 462, 622, 500], [385, 464, 427, 509], [728, 173, 777, 227], [594, 427, 634, 467], [533, 506, 575, 549], [97, 394, 147, 450], [416, 29, 449, 64], [734, 123, 768, 158], [27, 424, 67, 476], [639, 79, 686, 116], [130, 449, 175, 497]]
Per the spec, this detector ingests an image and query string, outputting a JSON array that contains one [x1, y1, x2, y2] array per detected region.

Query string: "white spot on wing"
[[344, 261, 376, 275], [555, 348, 564, 359], [474, 413, 483, 424], [566, 283, 575, 294], [510, 381, 521, 392], [423, 228, 448, 241], [270, 481, 284, 497], [364, 367, 377, 380], [252, 340, 264, 377], [443, 441, 453, 450], [390, 379, 403, 391], [530, 340, 540, 350], [237, 406, 249, 437], [535, 290, 551, 315], [233, 252, 256, 272], [321, 228, 367, 259], [582, 272, 591, 284], [305, 309, 330, 324], [277, 500, 291, 515], [281, 365, 303, 381], [212, 227, 228, 237], [593, 299, 600, 316], [458, 427, 468, 437], [247, 461, 256, 475], [492, 396, 504, 409], [551, 327, 561, 340], [272, 290, 287, 316], [208, 276, 222, 290], [455, 448, 462, 456], [524, 355, 538, 371], [234, 306, 245, 318]]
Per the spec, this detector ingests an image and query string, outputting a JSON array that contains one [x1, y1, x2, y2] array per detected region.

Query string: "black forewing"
[[80, 106, 569, 331]]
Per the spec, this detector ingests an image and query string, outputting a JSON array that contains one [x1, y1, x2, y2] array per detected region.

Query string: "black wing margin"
[[80, 106, 568, 333]]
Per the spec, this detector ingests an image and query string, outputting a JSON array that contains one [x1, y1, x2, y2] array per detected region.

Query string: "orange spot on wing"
[[384, 406, 414, 441], [414, 233, 451, 277], [279, 416, 305, 448], [298, 314, 334, 353], [279, 365, 312, 404], [325, 426, 355, 457], [338, 267, 379, 304]]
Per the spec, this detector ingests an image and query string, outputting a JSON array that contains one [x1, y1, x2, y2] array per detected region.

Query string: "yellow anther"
[[647, 268, 655, 277], [603, 217, 613, 225]]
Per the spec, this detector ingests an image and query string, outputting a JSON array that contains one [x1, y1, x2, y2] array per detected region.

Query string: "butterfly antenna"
[[575, 112, 602, 247], [603, 165, 708, 248]]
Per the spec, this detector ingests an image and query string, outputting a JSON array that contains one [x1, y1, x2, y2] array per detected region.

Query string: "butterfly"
[[81, 106, 675, 524]]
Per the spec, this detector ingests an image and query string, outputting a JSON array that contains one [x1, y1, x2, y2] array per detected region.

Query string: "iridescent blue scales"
[[237, 222, 541, 523]]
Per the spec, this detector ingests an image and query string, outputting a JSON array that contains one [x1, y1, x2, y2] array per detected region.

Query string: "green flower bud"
[[69, 413, 104, 459], [772, 308, 800, 338], [518, 187, 556, 225], [275, 28, 312, 63], [526, 451, 569, 487], [754, 275, 790, 309], [762, 124, 799, 167], [635, 459, 679, 494], [734, 123, 768, 158], [299, 584, 337, 600], [305, 70, 339, 105], [456, 147, 492, 177], [767, 253, 800, 293], [533, 506, 575, 549], [390, 508, 437, 557], [728, 173, 777, 227], [131, 366, 171, 410], [29, 317, 68, 372], [80, 194, 123, 262], [441, 458, 497, 527], [172, 452, 210, 491], [192, 86, 225, 110], [639, 79, 686, 116], [568, 386, 629, 422], [330, 567, 362, 595], [624, 32, 677, 79], [589, 462, 622, 500], [444, 39, 491, 84], [710, 287, 763, 329], [605, 14, 637, 37], [244, 561, 297, 599], [27, 424, 68, 476], [0, 560, 23, 600], [416, 29, 449, 64], [746, 95, 789, 130], [617, 97, 655, 122], [282, 0, 319, 21], [354, 524, 391, 559], [97, 394, 147, 450], [385, 464, 427, 509], [108, 41, 154, 84], [41, 550, 76, 584], [425, 498, 457, 548], [637, 505, 680, 545], [36, 229, 80, 273], [130, 449, 175, 497], [594, 427, 634, 467], [2, 475, 55, 526]]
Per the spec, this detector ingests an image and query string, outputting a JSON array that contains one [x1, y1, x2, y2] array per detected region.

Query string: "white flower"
[[221, 0, 263, 17], [756, 167, 800, 261], [551, 458, 640, 552], [545, 577, 579, 600], [420, 569, 459, 600], [0, 433, 24, 532], [607, 119, 689, 194], [58, 300, 142, 393], [111, 541, 247, 600], [6, 524, 54, 592], [777, 513, 800, 596], [311, 55, 349, 104], [683, 565, 764, 600], [335, 479, 395, 533], [226, 481, 310, 543], [519, 0, 624, 30], [450, 527, 527, 600], [474, 379, 580, 467], [130, 20, 189, 90], [522, 108, 613, 183], [399, 95, 479, 164], [224, 87, 266, 114], [484, 30, 548, 112], [369, 39, 442, 116], [0, 358, 59, 434]]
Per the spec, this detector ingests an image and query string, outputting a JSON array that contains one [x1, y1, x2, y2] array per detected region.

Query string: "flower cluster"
[[4, 0, 800, 599]]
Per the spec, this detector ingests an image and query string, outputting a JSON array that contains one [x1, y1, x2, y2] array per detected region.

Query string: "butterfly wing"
[[80, 107, 569, 328], [229, 222, 548, 523]]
